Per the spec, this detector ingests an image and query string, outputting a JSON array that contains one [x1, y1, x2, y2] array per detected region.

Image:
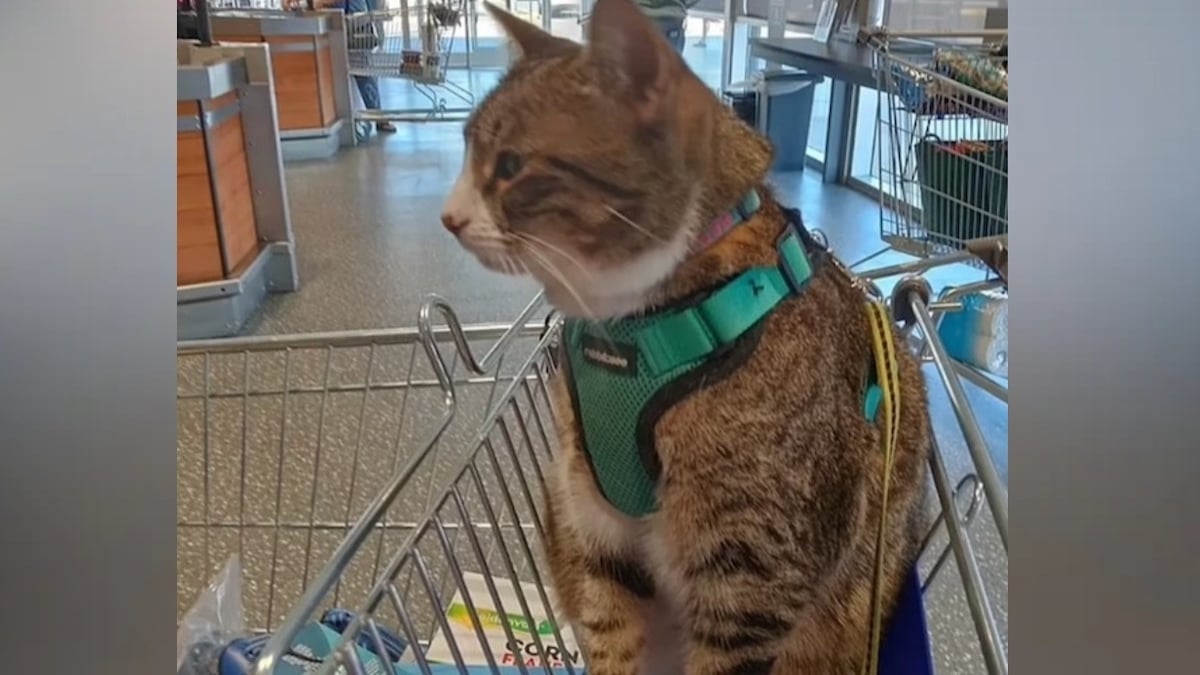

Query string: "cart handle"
[[418, 292, 547, 393]]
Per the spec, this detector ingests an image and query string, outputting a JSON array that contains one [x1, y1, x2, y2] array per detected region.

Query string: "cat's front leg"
[[544, 494, 650, 675], [572, 557, 655, 675], [660, 468, 867, 675], [542, 405, 654, 675]]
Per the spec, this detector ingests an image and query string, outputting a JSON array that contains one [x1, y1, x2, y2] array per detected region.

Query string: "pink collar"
[[690, 190, 763, 252]]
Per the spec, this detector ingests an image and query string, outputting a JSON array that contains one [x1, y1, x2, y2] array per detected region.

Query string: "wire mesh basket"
[[178, 272, 1008, 674], [347, 1, 465, 85], [867, 32, 1009, 259], [177, 299, 551, 636]]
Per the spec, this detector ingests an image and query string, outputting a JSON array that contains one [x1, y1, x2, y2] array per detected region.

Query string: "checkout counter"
[[177, 41, 299, 339], [182, 8, 357, 161]]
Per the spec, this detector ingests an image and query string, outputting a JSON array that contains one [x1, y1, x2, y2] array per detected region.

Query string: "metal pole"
[[766, 0, 785, 40], [928, 437, 1009, 675], [195, 0, 215, 46], [953, 361, 1008, 404], [858, 249, 976, 280], [719, 0, 736, 90], [910, 295, 1009, 551]]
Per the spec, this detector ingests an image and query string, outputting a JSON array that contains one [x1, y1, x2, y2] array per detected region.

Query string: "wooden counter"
[[178, 42, 299, 338], [212, 12, 340, 134], [177, 60, 260, 286]]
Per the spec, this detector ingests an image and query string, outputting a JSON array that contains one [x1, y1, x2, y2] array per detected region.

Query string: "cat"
[[439, 1, 934, 673]]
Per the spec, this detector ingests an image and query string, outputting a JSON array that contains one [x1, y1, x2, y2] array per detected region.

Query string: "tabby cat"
[[439, 1, 933, 673]]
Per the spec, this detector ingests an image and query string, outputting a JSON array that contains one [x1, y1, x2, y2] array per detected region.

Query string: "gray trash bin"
[[753, 70, 824, 173]]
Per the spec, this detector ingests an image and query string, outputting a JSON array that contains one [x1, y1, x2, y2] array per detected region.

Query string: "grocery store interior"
[[177, 1, 1008, 673]]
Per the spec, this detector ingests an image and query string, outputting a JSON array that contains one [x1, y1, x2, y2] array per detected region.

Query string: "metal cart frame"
[[178, 251, 1008, 674], [347, 0, 476, 124], [847, 29, 1008, 272]]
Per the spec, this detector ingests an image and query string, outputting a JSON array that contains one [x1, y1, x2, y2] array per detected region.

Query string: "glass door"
[[450, 0, 518, 69], [453, 0, 584, 69], [549, 0, 587, 43]]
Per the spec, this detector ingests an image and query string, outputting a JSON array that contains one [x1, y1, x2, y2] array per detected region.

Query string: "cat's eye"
[[494, 151, 523, 181]]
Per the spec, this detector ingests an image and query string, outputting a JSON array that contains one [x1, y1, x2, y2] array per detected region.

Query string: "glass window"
[[453, 1, 515, 70], [885, 0, 1002, 31], [850, 87, 884, 188], [807, 77, 831, 162], [547, 1, 585, 43], [683, 15, 726, 91]]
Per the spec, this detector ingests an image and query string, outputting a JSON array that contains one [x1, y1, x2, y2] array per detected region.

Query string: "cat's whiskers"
[[477, 247, 526, 275], [513, 232, 593, 280], [520, 239, 615, 342], [518, 240, 595, 318], [603, 204, 669, 245], [500, 255, 524, 275]]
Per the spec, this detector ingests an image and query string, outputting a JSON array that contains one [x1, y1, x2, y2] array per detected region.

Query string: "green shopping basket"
[[915, 135, 1008, 245]]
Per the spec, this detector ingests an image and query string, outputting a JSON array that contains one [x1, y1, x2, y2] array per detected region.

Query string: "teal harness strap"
[[563, 211, 817, 518], [638, 226, 813, 376]]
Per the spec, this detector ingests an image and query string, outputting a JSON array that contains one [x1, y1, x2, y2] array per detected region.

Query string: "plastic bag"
[[177, 555, 246, 675]]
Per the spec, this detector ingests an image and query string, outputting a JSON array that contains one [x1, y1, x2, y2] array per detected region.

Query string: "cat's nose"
[[440, 212, 468, 234]]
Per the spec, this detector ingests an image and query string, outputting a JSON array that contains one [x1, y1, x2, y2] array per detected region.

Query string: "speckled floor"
[[178, 69, 1007, 674]]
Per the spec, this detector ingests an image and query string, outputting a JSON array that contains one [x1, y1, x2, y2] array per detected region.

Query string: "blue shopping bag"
[[878, 568, 936, 675]]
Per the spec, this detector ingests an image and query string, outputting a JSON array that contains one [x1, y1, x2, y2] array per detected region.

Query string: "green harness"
[[561, 194, 881, 519]]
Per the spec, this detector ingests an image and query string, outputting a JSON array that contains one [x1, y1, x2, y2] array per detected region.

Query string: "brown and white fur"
[[440, 1, 933, 673]]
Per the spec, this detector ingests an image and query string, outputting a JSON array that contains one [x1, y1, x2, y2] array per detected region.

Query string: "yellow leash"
[[862, 298, 902, 675]]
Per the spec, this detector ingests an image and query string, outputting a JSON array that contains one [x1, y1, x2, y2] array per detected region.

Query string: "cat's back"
[[654, 251, 902, 476], [655, 232, 932, 511]]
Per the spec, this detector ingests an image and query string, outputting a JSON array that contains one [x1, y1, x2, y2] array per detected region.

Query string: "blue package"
[[320, 609, 409, 663], [937, 291, 1008, 376], [219, 619, 403, 675], [892, 63, 928, 110]]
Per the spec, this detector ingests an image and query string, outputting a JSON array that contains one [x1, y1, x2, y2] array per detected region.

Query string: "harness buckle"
[[775, 224, 814, 296]]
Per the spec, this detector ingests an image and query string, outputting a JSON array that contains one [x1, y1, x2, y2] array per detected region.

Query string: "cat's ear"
[[586, 0, 680, 126], [485, 2, 575, 60]]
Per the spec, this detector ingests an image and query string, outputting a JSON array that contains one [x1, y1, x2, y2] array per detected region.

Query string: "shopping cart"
[[862, 30, 1008, 262], [345, 0, 475, 123], [178, 256, 1008, 674]]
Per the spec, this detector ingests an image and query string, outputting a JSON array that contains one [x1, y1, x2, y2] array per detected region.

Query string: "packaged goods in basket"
[[938, 289, 1009, 377], [426, 572, 581, 671], [177, 556, 245, 675], [177, 555, 411, 674], [890, 50, 1008, 120], [933, 50, 1008, 101], [218, 618, 405, 675], [915, 137, 1008, 242]]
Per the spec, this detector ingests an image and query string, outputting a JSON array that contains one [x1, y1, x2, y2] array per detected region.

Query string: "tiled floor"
[[180, 57, 1007, 674]]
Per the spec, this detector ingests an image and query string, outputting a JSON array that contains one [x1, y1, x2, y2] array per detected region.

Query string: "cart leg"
[[849, 245, 892, 271]]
